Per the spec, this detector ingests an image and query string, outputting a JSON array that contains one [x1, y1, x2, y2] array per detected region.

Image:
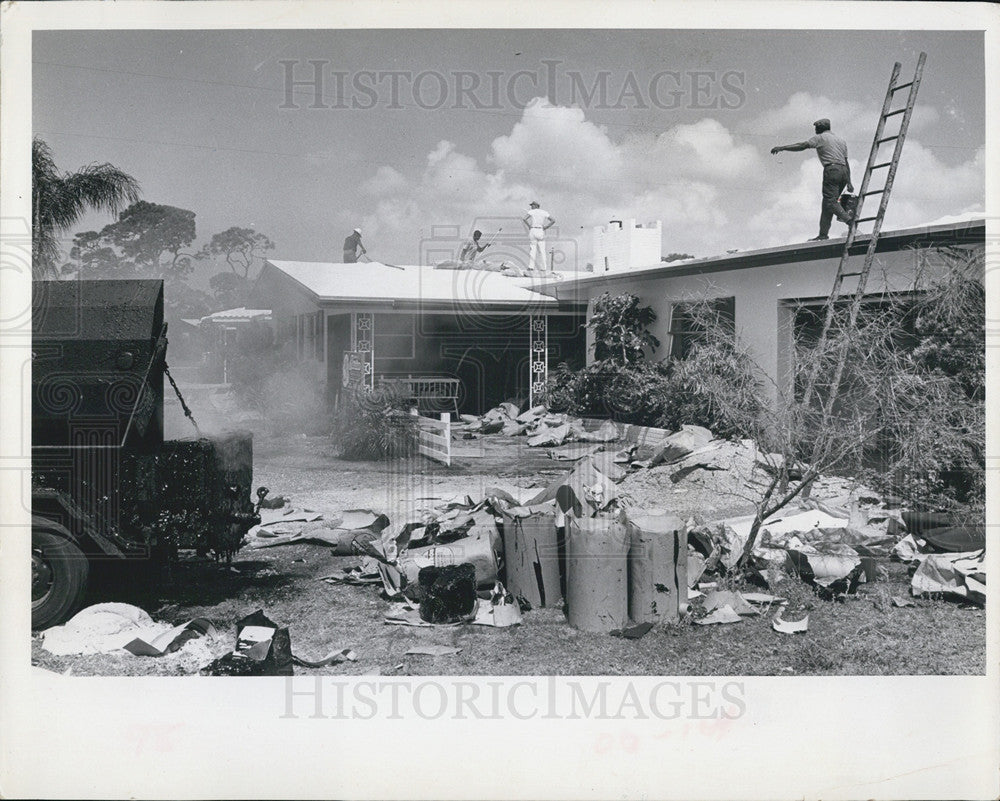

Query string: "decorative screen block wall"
[[529, 313, 548, 407]]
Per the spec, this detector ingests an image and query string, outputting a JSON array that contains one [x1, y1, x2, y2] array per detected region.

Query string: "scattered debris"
[[772, 609, 809, 634], [384, 599, 475, 627], [319, 561, 382, 585], [200, 610, 294, 676], [293, 647, 357, 668], [42, 603, 215, 658], [911, 550, 985, 605], [702, 590, 758, 616], [611, 622, 655, 640], [902, 511, 985, 552], [419, 564, 478, 623], [741, 592, 786, 606], [785, 544, 863, 589], [548, 443, 603, 461], [247, 508, 389, 553], [695, 606, 743, 625], [473, 582, 523, 627], [405, 645, 461, 657]]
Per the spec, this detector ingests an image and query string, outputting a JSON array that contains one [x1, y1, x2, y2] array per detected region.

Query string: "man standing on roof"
[[343, 228, 366, 263], [458, 230, 491, 267], [523, 201, 555, 272], [771, 118, 854, 241]]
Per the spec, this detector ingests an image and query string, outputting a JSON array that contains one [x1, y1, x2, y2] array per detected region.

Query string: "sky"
[[33, 28, 985, 277]]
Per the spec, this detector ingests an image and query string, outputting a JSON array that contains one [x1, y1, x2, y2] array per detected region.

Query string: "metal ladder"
[[801, 52, 926, 410]]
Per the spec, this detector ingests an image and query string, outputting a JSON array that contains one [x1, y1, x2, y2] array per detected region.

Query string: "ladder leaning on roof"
[[800, 52, 927, 410]]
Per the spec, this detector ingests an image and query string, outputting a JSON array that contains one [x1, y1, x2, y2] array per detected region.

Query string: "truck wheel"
[[32, 529, 89, 630]]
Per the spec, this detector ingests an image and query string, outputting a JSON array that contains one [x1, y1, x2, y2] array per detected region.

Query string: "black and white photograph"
[[1, 1, 997, 798]]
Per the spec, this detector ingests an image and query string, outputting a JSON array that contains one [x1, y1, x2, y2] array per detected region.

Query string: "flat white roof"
[[201, 307, 272, 322], [266, 260, 563, 306], [560, 216, 986, 288]]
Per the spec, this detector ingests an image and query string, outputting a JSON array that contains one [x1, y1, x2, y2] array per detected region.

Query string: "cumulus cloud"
[[491, 99, 623, 187], [357, 93, 982, 266], [361, 165, 408, 196], [754, 91, 940, 144], [623, 118, 765, 183]]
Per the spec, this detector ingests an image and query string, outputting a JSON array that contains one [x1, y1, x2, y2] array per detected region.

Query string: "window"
[[668, 297, 735, 360], [374, 313, 415, 359]]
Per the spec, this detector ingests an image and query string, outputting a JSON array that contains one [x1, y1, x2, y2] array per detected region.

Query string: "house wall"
[[561, 237, 981, 398]]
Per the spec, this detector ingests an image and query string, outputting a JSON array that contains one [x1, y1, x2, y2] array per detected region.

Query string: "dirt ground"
[[30, 396, 987, 677]]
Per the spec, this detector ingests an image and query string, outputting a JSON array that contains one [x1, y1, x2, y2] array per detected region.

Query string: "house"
[[554, 216, 986, 398], [166, 308, 274, 384], [196, 308, 274, 384], [252, 261, 587, 414]]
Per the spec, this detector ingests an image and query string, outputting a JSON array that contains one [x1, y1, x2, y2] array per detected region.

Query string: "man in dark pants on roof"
[[343, 228, 366, 262], [771, 118, 854, 241]]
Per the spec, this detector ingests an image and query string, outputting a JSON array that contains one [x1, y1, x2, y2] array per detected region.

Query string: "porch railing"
[[378, 376, 460, 416]]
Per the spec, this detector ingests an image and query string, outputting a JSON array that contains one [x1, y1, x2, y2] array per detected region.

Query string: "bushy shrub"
[[659, 339, 768, 439], [333, 386, 417, 460], [863, 250, 985, 515], [545, 360, 671, 425], [589, 292, 660, 364], [547, 292, 768, 434]]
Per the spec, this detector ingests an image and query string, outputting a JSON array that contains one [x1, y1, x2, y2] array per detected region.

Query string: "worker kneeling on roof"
[[771, 118, 854, 241], [458, 230, 491, 268]]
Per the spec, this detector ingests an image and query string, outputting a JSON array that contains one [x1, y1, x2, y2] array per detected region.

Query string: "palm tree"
[[32, 137, 141, 278]]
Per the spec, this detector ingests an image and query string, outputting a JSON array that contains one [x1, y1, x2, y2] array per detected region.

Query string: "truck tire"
[[32, 528, 89, 630]]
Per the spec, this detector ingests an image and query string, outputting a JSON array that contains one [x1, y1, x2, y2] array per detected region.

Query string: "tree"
[[661, 252, 695, 263], [101, 201, 198, 279], [31, 137, 140, 278], [68, 201, 200, 280], [200, 227, 275, 280], [731, 246, 987, 568], [67, 230, 126, 278], [162, 278, 214, 321], [209, 271, 251, 310], [588, 292, 660, 364]]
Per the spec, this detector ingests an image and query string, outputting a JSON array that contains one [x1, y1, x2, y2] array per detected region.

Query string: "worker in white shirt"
[[522, 201, 555, 272], [458, 230, 491, 267]]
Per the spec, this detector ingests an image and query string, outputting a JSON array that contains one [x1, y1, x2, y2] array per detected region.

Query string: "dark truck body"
[[31, 279, 260, 629]]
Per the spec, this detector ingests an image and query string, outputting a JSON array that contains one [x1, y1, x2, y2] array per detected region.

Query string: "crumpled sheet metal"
[[786, 544, 863, 588], [911, 550, 986, 604], [772, 610, 809, 634]]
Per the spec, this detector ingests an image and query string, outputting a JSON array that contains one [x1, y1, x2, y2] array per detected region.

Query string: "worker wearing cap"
[[523, 201, 555, 272], [343, 228, 366, 263], [771, 118, 854, 241]]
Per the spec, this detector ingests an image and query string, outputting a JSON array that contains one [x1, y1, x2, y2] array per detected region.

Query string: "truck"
[[31, 279, 264, 629]]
